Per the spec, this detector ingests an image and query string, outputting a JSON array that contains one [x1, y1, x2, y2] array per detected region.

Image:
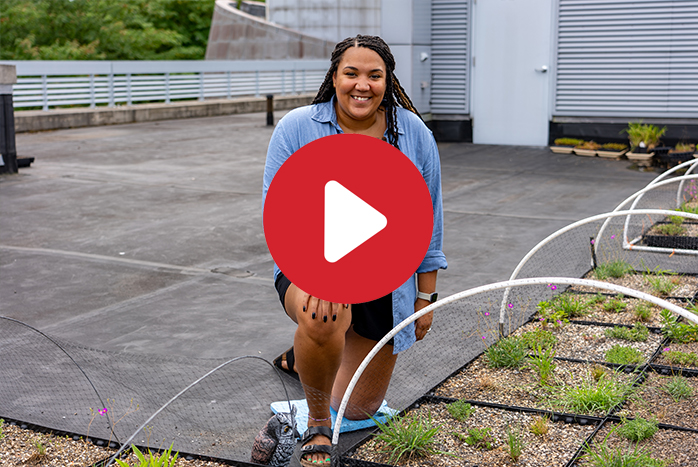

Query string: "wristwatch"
[[417, 291, 438, 303]]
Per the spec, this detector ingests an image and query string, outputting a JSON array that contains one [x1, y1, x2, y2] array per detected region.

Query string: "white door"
[[471, 0, 553, 146]]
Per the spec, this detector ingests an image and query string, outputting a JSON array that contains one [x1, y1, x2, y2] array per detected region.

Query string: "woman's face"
[[332, 46, 387, 123]]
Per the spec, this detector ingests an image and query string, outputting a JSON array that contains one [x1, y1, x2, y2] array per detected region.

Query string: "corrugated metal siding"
[[431, 0, 470, 114], [554, 0, 698, 118]]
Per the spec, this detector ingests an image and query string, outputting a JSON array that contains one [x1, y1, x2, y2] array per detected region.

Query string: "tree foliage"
[[0, 0, 216, 60]]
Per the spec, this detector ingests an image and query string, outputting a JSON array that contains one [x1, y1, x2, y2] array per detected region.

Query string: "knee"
[[297, 314, 349, 347]]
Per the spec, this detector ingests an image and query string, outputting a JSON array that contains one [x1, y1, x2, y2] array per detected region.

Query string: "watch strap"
[[417, 291, 438, 303]]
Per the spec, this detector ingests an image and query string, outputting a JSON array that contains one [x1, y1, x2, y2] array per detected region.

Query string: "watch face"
[[430, 293, 438, 303]]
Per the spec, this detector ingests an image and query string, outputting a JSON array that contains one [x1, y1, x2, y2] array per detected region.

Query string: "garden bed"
[[571, 272, 698, 300], [653, 341, 698, 369]]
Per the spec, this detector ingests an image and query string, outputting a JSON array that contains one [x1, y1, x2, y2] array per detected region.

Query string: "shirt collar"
[[310, 95, 405, 136]]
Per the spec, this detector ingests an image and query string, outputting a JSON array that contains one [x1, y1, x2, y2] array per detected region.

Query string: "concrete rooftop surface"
[[0, 110, 658, 463]]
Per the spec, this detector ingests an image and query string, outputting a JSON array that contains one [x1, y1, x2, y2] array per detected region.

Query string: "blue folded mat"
[[270, 399, 397, 436]]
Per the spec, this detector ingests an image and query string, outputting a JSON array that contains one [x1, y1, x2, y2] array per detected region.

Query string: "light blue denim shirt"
[[262, 98, 448, 353]]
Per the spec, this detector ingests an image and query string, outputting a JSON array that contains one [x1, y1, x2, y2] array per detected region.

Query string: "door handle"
[[535, 66, 548, 73]]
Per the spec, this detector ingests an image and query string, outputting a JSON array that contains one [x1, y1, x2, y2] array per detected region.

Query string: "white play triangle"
[[324, 180, 387, 263]]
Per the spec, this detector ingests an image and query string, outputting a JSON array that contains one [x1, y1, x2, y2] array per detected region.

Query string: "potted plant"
[[550, 138, 584, 154], [574, 140, 601, 157], [658, 143, 696, 168], [596, 143, 629, 160], [623, 122, 667, 166]]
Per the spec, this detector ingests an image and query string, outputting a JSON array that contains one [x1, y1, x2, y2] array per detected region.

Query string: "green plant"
[[660, 309, 698, 343], [584, 438, 668, 467], [661, 376, 694, 402], [553, 138, 584, 146], [460, 427, 495, 450], [529, 416, 549, 436], [447, 400, 476, 422], [484, 336, 528, 369], [115, 444, 179, 467], [587, 293, 607, 305], [603, 297, 628, 313], [669, 215, 685, 226], [673, 142, 695, 153], [34, 440, 47, 456], [371, 412, 444, 463], [591, 365, 607, 382], [601, 143, 628, 151], [553, 373, 631, 414], [645, 275, 678, 296], [527, 343, 557, 385], [617, 417, 658, 442], [0, 418, 4, 440], [677, 202, 698, 215], [656, 223, 687, 236], [633, 303, 652, 322], [605, 345, 644, 365], [594, 260, 634, 280], [622, 122, 667, 151], [663, 350, 698, 366], [520, 328, 558, 350], [604, 323, 649, 342], [505, 425, 524, 461]]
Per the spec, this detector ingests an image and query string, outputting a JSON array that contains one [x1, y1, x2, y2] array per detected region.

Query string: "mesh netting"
[[2, 168, 697, 466]]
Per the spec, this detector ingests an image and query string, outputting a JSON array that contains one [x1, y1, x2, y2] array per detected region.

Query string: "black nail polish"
[[323, 315, 327, 323], [332, 315, 337, 321], [345, 304, 349, 309], [303, 306, 306, 311], [312, 312, 316, 319]]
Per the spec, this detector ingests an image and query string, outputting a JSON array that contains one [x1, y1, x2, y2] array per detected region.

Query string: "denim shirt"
[[262, 98, 448, 353]]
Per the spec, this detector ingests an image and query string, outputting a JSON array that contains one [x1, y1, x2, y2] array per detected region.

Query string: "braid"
[[312, 35, 422, 149]]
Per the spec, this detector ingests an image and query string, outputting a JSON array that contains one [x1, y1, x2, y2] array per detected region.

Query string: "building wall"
[[267, 0, 381, 44], [206, 0, 334, 60]]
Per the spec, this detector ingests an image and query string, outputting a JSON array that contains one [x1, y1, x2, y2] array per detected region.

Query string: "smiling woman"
[[262, 35, 447, 467]]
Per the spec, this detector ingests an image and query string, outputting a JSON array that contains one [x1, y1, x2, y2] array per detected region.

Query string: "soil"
[[654, 341, 698, 368], [571, 272, 698, 299]]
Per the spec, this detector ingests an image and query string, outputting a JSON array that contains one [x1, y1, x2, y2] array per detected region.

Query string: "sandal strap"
[[300, 443, 332, 455], [300, 425, 333, 445]]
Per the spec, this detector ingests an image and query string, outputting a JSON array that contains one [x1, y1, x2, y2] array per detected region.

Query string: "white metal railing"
[[0, 60, 329, 110]]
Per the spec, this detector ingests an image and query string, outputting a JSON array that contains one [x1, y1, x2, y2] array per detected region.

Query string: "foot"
[[273, 347, 297, 375], [299, 424, 332, 466]]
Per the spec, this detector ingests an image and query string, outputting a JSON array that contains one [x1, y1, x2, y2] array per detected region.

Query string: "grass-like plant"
[[656, 223, 687, 236], [663, 350, 698, 366], [661, 376, 694, 402], [484, 336, 528, 369], [594, 260, 634, 280], [520, 328, 557, 350], [554, 294, 592, 318], [527, 343, 557, 385], [616, 417, 658, 442], [460, 427, 495, 450], [591, 365, 607, 382], [583, 438, 668, 467], [660, 309, 698, 343], [552, 373, 632, 414], [0, 418, 4, 440], [604, 323, 649, 342], [115, 444, 179, 467], [645, 274, 678, 296], [446, 400, 475, 422], [505, 425, 524, 461], [529, 416, 549, 436], [603, 297, 628, 313], [371, 412, 444, 463], [601, 143, 628, 151], [554, 138, 584, 146], [633, 303, 652, 322], [605, 345, 644, 365]]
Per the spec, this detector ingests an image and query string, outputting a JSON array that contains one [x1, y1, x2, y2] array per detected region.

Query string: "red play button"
[[263, 134, 433, 304]]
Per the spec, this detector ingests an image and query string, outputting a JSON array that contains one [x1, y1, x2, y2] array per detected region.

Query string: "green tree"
[[0, 0, 215, 60]]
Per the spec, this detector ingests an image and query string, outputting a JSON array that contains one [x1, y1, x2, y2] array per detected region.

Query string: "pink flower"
[[98, 408, 108, 416], [590, 239, 595, 245], [549, 284, 557, 291], [508, 303, 514, 309], [482, 336, 486, 340], [485, 312, 490, 316], [663, 347, 670, 352], [611, 235, 616, 240]]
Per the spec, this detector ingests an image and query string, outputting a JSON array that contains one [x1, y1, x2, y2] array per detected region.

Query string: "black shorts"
[[275, 271, 394, 344]]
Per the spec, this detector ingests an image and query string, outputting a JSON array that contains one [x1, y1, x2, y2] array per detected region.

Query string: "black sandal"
[[299, 425, 333, 467], [273, 346, 299, 381]]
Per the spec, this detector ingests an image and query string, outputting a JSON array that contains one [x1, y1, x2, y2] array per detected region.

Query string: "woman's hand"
[[414, 298, 433, 341], [300, 290, 347, 323]]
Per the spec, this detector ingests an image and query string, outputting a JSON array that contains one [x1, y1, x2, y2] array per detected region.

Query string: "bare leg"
[[284, 284, 351, 464], [331, 327, 398, 420]]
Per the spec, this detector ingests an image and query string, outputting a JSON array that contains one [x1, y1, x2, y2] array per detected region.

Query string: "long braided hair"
[[312, 35, 421, 149]]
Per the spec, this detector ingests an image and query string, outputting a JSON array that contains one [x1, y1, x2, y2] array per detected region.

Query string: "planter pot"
[[574, 148, 598, 157], [652, 146, 672, 157], [550, 145, 575, 154], [626, 151, 655, 166], [659, 151, 695, 167], [597, 148, 629, 160], [643, 234, 698, 250]]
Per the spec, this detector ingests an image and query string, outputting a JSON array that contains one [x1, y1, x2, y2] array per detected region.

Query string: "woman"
[[262, 35, 447, 466]]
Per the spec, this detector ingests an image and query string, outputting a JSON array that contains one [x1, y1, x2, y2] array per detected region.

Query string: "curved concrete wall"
[[205, 0, 334, 60]]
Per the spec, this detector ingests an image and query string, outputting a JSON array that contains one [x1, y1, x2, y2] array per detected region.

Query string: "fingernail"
[[312, 312, 316, 319], [323, 315, 328, 322], [333, 314, 337, 321], [303, 306, 306, 311], [345, 304, 349, 308]]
